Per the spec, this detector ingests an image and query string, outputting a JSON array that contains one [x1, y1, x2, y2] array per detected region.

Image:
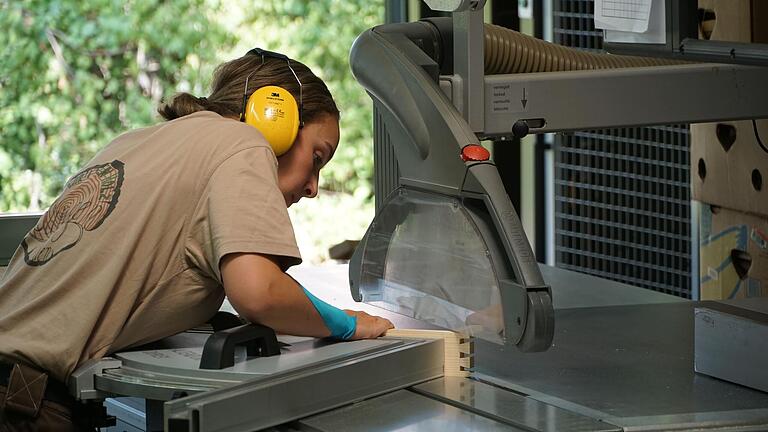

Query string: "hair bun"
[[157, 93, 208, 120]]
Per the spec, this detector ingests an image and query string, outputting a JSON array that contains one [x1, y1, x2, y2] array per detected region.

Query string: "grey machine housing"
[[347, 18, 554, 352]]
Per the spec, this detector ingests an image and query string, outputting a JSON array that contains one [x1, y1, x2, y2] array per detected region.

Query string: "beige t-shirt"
[[0, 111, 301, 382]]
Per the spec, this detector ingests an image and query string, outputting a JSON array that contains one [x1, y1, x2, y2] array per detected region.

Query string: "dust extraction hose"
[[483, 23, 680, 74]]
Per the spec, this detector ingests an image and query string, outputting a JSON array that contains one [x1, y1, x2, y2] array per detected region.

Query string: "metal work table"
[[283, 264, 768, 432], [475, 302, 768, 430], [299, 389, 528, 432]]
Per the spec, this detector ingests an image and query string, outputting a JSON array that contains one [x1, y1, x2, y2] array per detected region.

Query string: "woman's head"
[[159, 52, 341, 207], [159, 53, 339, 125], [276, 112, 339, 207]]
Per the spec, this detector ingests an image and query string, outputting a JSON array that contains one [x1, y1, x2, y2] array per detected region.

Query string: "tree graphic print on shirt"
[[22, 161, 125, 266]]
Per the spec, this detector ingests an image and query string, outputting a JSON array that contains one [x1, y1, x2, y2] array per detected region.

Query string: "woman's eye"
[[313, 154, 323, 167]]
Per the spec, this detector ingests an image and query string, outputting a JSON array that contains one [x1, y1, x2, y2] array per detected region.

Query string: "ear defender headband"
[[240, 48, 303, 156]]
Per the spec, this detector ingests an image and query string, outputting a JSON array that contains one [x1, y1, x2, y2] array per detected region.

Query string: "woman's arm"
[[220, 253, 393, 339]]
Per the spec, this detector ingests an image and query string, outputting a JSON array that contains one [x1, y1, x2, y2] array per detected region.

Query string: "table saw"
[[3, 1, 767, 430], [79, 263, 768, 431]]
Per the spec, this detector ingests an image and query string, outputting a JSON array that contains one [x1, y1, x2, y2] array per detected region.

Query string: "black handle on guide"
[[199, 323, 281, 370]]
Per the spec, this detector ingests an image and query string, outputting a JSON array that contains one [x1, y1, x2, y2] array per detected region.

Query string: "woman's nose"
[[304, 175, 318, 198]]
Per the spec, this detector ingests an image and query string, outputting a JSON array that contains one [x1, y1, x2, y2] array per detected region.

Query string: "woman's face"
[[277, 114, 339, 207]]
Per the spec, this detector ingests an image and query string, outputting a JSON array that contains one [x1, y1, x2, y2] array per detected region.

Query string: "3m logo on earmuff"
[[271, 92, 280, 97]]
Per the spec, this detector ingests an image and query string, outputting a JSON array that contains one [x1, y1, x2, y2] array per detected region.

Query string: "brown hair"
[[158, 53, 339, 124]]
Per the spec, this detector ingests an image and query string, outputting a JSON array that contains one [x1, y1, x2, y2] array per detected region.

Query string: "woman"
[[0, 49, 393, 429]]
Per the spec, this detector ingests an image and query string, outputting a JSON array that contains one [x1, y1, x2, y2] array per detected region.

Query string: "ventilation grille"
[[553, 0, 692, 298], [373, 104, 400, 211]]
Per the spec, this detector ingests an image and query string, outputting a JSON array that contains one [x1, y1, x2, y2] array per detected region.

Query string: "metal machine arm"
[[348, 20, 554, 352]]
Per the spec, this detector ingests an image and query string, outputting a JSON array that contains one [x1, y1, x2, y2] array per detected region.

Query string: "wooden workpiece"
[[385, 328, 474, 377]]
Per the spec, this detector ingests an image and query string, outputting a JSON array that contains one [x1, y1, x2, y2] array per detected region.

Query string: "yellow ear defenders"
[[240, 48, 303, 156]]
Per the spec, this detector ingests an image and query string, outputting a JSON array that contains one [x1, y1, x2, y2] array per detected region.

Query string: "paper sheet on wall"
[[596, 0, 667, 45], [594, 0, 653, 33]]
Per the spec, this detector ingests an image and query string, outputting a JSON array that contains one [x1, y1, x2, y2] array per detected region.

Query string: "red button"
[[461, 145, 490, 162]]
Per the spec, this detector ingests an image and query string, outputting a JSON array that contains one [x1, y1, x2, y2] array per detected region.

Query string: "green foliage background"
[[0, 0, 227, 210], [0, 0, 381, 261], [0, 0, 381, 213]]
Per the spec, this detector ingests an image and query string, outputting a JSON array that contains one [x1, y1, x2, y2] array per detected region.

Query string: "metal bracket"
[[452, 6, 485, 132], [423, 0, 486, 12], [481, 64, 768, 137], [68, 357, 122, 400]]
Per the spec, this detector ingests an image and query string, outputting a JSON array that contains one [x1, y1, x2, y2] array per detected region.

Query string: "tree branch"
[[45, 28, 75, 83]]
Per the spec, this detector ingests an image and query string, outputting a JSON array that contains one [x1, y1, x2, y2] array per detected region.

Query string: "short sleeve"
[[187, 146, 301, 283]]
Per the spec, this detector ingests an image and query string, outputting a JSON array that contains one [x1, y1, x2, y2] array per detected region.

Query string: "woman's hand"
[[344, 310, 394, 339]]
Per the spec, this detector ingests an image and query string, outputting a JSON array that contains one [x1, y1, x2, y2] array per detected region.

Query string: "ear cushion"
[[243, 85, 300, 156]]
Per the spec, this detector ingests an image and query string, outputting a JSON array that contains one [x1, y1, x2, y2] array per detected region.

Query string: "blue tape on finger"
[[301, 286, 357, 340]]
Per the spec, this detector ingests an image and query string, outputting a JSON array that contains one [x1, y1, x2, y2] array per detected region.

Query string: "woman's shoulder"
[[173, 111, 272, 150], [100, 111, 275, 170]]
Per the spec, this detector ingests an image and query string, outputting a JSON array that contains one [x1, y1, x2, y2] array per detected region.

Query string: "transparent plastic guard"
[[359, 188, 504, 344]]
